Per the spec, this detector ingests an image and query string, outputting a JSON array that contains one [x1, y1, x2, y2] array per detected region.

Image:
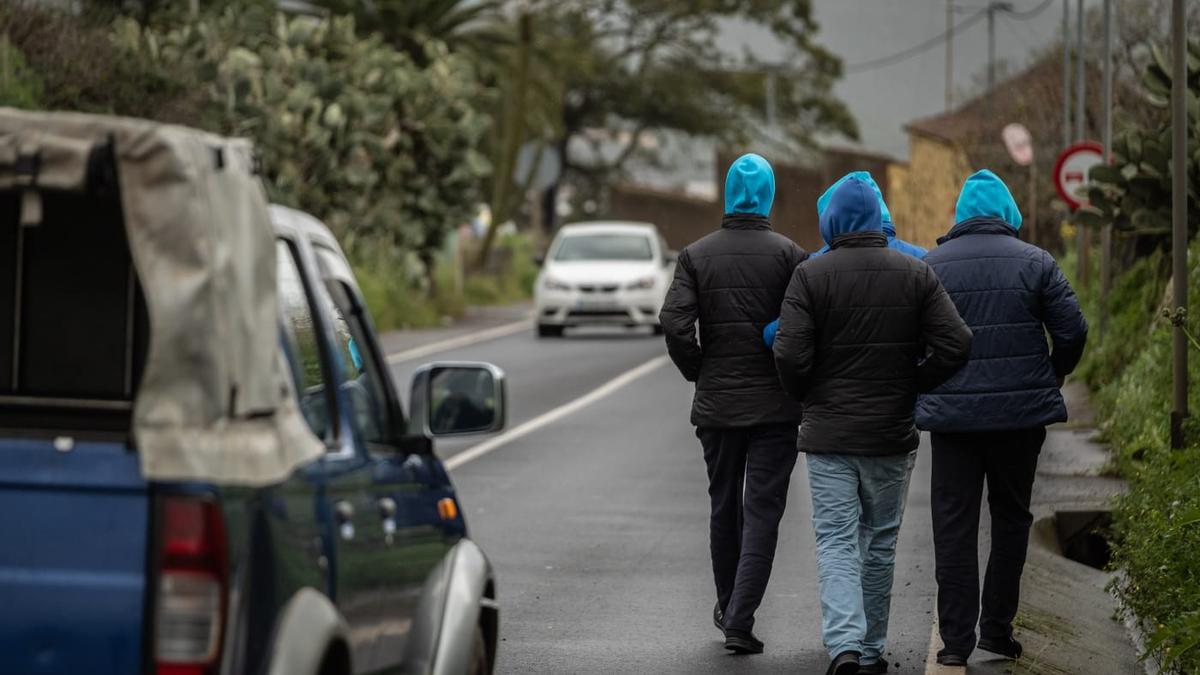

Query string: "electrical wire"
[[843, 0, 1054, 75], [1008, 0, 1055, 20], [844, 9, 986, 74]]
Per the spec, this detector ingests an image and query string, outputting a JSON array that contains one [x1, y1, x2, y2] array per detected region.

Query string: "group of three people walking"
[[659, 153, 1088, 675]]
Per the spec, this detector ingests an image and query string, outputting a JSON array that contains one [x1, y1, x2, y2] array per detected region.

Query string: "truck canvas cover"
[[0, 108, 322, 484]]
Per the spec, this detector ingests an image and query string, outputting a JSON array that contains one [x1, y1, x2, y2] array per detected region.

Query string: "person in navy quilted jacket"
[[916, 170, 1088, 667]]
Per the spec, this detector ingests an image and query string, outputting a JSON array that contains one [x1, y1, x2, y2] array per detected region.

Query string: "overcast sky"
[[718, 0, 1104, 159]]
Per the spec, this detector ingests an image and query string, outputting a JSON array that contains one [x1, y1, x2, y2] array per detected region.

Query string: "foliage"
[[312, 0, 508, 62], [112, 9, 491, 261], [1074, 249, 1169, 391], [540, 0, 857, 173], [0, 3, 206, 124], [476, 0, 857, 264], [1067, 237, 1200, 673], [0, 35, 41, 108], [353, 232, 536, 331], [1079, 38, 1200, 243]]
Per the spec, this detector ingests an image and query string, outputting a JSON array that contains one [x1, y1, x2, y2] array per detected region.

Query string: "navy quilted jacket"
[[915, 171, 1088, 432]]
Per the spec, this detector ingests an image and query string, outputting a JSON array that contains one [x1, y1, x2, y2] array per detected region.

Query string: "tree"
[[312, 0, 509, 62], [478, 0, 857, 264]]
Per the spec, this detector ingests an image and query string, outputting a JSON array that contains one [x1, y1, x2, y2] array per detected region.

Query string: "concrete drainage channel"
[[1053, 510, 1113, 571]]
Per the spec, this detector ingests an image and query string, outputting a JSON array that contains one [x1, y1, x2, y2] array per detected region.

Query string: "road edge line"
[[444, 354, 671, 471], [385, 318, 531, 365], [924, 608, 964, 674]]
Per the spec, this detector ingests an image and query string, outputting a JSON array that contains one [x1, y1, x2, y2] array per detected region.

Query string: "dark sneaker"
[[857, 660, 889, 674], [826, 650, 860, 675], [713, 602, 725, 635], [978, 635, 1023, 660], [935, 650, 968, 666], [723, 629, 764, 654]]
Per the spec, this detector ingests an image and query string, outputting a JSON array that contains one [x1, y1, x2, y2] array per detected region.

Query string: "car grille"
[[577, 284, 619, 293]]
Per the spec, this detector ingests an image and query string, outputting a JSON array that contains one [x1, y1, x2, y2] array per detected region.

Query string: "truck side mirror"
[[408, 362, 507, 437]]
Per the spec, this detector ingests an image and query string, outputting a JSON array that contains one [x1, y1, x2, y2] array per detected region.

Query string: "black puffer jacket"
[[773, 178, 972, 456], [660, 214, 808, 428]]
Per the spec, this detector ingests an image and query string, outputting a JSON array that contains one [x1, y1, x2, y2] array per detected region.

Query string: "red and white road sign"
[[1053, 141, 1104, 211]]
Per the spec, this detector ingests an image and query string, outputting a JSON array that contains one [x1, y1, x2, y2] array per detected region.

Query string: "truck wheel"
[[467, 624, 490, 675], [537, 324, 564, 338]]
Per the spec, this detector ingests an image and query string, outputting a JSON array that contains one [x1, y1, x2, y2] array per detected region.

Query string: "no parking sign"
[[1053, 142, 1104, 211]]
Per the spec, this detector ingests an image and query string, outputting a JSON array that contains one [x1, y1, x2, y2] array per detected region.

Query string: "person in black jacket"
[[660, 152, 808, 655], [772, 176, 971, 675], [916, 170, 1088, 667]]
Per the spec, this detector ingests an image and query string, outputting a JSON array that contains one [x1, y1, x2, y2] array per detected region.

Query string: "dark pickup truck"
[[0, 110, 504, 675]]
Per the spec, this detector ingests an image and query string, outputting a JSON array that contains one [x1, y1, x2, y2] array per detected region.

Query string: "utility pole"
[[986, 2, 1014, 91], [1062, 0, 1071, 149], [765, 69, 778, 129], [1099, 0, 1113, 337], [946, 1, 955, 111], [1075, 0, 1089, 287], [1170, 0, 1189, 448]]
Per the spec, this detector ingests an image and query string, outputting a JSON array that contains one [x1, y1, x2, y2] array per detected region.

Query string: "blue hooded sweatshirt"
[[818, 175, 883, 240], [762, 172, 914, 346], [809, 171, 926, 259], [914, 169, 1087, 432], [953, 169, 1023, 230], [724, 153, 775, 215]]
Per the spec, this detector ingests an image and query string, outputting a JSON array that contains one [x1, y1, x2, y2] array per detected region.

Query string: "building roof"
[[903, 54, 1098, 147]]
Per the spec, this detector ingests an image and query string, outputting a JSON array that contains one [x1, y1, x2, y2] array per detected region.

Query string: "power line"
[[844, 0, 1054, 75], [1008, 0, 1055, 19], [845, 10, 986, 74]]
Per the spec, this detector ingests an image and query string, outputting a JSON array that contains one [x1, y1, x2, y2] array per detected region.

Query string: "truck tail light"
[[155, 496, 228, 675]]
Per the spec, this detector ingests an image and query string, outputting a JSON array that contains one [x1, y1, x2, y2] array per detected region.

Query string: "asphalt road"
[[386, 322, 948, 674]]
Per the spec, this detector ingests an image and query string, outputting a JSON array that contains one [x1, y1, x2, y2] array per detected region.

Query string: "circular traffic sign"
[[1002, 123, 1034, 166], [1053, 141, 1104, 211]]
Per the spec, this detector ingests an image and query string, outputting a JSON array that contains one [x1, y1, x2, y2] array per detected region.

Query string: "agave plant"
[[1078, 38, 1200, 243]]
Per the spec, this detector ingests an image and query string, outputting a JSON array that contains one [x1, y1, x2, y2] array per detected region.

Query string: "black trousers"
[[697, 425, 798, 633], [930, 427, 1046, 655]]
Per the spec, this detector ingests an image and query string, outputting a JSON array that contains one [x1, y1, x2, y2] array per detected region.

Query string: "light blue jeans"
[[807, 451, 917, 663]]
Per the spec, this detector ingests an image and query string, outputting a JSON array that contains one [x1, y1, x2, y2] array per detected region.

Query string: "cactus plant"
[[114, 10, 491, 266], [1078, 38, 1200, 244]]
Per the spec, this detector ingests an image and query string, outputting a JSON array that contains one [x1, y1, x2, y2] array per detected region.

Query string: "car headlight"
[[542, 276, 572, 291], [625, 276, 656, 290]]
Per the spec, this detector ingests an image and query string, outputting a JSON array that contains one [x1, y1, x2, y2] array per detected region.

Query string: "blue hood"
[[724, 153, 775, 216], [954, 169, 1022, 230], [817, 171, 893, 240], [819, 176, 883, 243]]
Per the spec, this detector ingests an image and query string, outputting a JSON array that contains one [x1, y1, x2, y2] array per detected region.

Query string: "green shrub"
[[462, 233, 537, 305], [0, 36, 42, 108], [1075, 250, 1169, 392], [111, 8, 491, 266], [1073, 236, 1200, 673]]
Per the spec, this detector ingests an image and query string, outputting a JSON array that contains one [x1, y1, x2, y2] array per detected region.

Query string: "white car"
[[534, 221, 676, 337]]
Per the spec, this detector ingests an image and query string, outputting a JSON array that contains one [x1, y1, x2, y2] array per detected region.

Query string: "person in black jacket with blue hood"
[[661, 153, 809, 656], [773, 176, 971, 675], [917, 170, 1088, 667]]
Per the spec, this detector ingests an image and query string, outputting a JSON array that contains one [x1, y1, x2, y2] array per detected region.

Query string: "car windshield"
[[553, 233, 653, 262]]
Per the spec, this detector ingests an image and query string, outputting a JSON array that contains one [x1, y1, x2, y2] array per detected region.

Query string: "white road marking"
[[385, 319, 530, 364], [444, 354, 671, 471]]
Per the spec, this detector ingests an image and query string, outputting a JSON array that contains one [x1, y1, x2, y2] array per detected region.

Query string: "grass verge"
[[1064, 240, 1200, 673]]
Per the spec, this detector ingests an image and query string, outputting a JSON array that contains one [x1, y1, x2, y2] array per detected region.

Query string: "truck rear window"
[[0, 187, 148, 435]]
